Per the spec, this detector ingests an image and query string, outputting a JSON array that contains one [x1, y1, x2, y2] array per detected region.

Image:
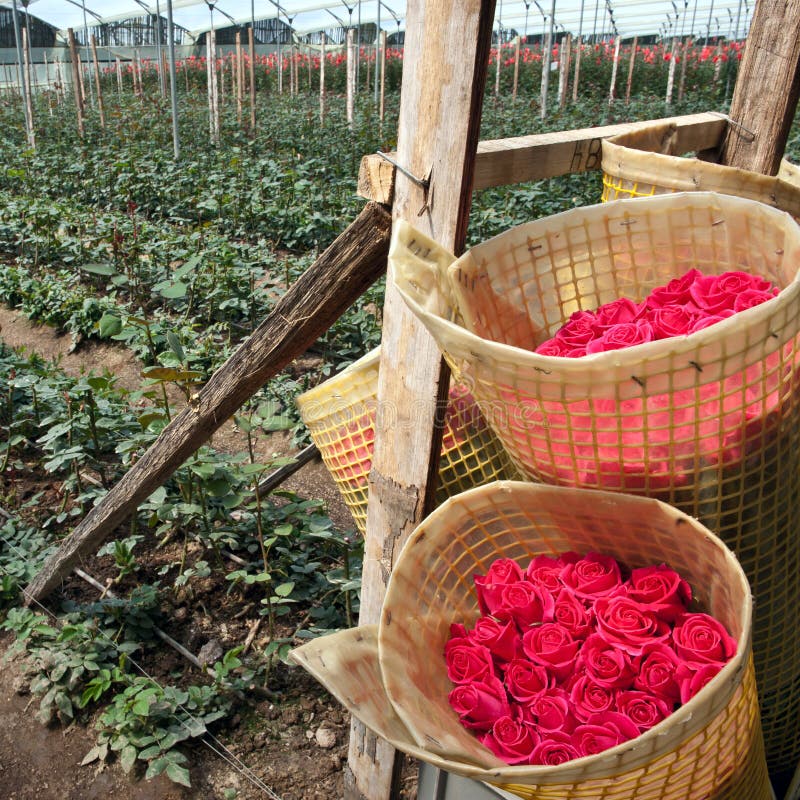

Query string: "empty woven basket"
[[391, 192, 800, 773], [293, 481, 770, 799], [296, 347, 516, 533]]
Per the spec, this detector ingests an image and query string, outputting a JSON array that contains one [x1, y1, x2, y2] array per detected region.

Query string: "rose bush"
[[445, 552, 737, 766]]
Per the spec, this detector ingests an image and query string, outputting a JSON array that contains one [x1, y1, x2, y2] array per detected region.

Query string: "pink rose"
[[648, 305, 698, 339], [530, 731, 582, 765], [553, 587, 595, 640], [688, 309, 735, 333], [448, 675, 512, 731], [504, 659, 552, 703], [677, 661, 725, 703], [733, 287, 777, 312], [593, 297, 644, 329], [494, 581, 556, 628], [689, 271, 774, 315], [645, 268, 702, 309], [561, 552, 623, 600], [572, 711, 641, 756], [445, 637, 496, 685], [522, 687, 577, 733], [616, 690, 671, 733], [480, 716, 539, 765], [553, 310, 600, 353], [535, 337, 577, 357], [578, 633, 636, 689], [525, 553, 574, 592], [522, 623, 581, 682], [585, 320, 655, 354], [671, 612, 737, 664], [468, 616, 522, 662], [474, 558, 524, 615], [594, 596, 671, 656], [627, 564, 692, 623], [634, 644, 682, 704], [568, 672, 617, 722]]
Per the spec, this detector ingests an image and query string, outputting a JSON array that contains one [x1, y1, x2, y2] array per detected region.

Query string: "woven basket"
[[391, 192, 800, 773], [600, 121, 800, 219], [293, 482, 771, 799], [296, 347, 516, 534]]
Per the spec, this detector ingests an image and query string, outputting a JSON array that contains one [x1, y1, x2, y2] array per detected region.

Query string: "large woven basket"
[[391, 192, 800, 773], [601, 120, 800, 219], [293, 482, 771, 799], [296, 347, 516, 533]]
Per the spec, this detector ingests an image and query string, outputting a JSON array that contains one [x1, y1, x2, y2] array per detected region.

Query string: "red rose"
[[561, 552, 623, 600], [553, 587, 595, 640], [525, 553, 573, 593], [593, 297, 643, 329], [444, 637, 496, 684], [568, 672, 617, 722], [585, 319, 655, 354], [689, 271, 774, 314], [553, 310, 600, 353], [627, 564, 692, 623], [522, 687, 577, 733], [535, 337, 577, 357], [578, 633, 636, 689], [616, 690, 671, 733], [530, 731, 582, 765], [474, 558, 524, 615], [677, 661, 725, 703], [672, 612, 737, 664], [494, 581, 556, 628], [522, 624, 580, 682], [468, 616, 522, 662], [733, 287, 778, 313], [504, 658, 552, 703], [572, 711, 641, 756], [645, 268, 702, 309], [648, 305, 698, 339], [688, 309, 735, 333], [480, 716, 539, 765], [594, 596, 671, 656], [448, 675, 512, 731], [634, 644, 682, 704]]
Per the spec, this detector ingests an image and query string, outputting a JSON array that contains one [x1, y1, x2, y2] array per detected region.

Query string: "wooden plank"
[[25, 202, 392, 604], [357, 112, 727, 201], [719, 0, 800, 175], [346, 2, 496, 799]]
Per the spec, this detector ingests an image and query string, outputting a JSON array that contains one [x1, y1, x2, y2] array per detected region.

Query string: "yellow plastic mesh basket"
[[292, 482, 771, 799], [600, 121, 800, 220], [296, 347, 517, 534], [392, 192, 800, 774]]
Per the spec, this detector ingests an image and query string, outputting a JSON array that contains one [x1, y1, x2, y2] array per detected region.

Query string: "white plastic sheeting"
[[0, 0, 752, 42]]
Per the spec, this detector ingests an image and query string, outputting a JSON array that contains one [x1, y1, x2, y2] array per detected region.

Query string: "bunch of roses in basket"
[[534, 269, 778, 357], [445, 552, 737, 766]]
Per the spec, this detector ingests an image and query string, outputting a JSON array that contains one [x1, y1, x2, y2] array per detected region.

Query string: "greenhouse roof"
[[0, 0, 752, 42]]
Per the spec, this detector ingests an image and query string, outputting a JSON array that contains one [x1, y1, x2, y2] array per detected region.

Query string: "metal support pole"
[[80, 0, 95, 106], [166, 0, 180, 159], [156, 0, 166, 96]]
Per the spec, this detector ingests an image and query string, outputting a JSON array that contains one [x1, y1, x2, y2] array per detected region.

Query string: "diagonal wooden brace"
[[25, 201, 392, 603]]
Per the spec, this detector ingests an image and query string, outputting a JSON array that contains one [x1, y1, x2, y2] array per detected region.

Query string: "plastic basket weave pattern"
[[296, 347, 517, 534], [600, 121, 800, 220], [292, 482, 771, 799], [392, 192, 800, 773]]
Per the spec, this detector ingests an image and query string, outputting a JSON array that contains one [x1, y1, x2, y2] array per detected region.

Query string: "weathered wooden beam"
[[25, 201, 393, 603], [346, 1, 496, 799], [719, 0, 800, 175], [357, 112, 728, 203]]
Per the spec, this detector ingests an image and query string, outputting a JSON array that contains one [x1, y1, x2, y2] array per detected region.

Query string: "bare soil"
[[0, 306, 414, 800]]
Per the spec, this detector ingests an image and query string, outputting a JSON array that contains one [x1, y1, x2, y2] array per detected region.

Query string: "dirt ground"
[[0, 306, 416, 800]]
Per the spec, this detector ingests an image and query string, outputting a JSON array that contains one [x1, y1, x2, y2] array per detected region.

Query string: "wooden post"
[[713, 41, 723, 83], [379, 30, 386, 123], [21, 26, 35, 148], [248, 26, 256, 130], [67, 28, 84, 137], [512, 34, 521, 101], [319, 32, 326, 124], [540, 26, 552, 118], [236, 32, 244, 125], [719, 0, 800, 175], [494, 35, 501, 96], [90, 36, 105, 129], [206, 34, 214, 140], [365, 43, 371, 94], [558, 34, 572, 107], [77, 52, 87, 110], [572, 37, 583, 101], [665, 39, 678, 106], [115, 57, 122, 96], [307, 44, 312, 91], [346, 2, 496, 798], [677, 37, 691, 101], [608, 35, 621, 103], [625, 35, 638, 104], [25, 201, 393, 605], [346, 28, 356, 127]]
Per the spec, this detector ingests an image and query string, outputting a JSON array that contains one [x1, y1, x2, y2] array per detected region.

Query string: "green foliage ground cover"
[[1, 51, 798, 786]]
